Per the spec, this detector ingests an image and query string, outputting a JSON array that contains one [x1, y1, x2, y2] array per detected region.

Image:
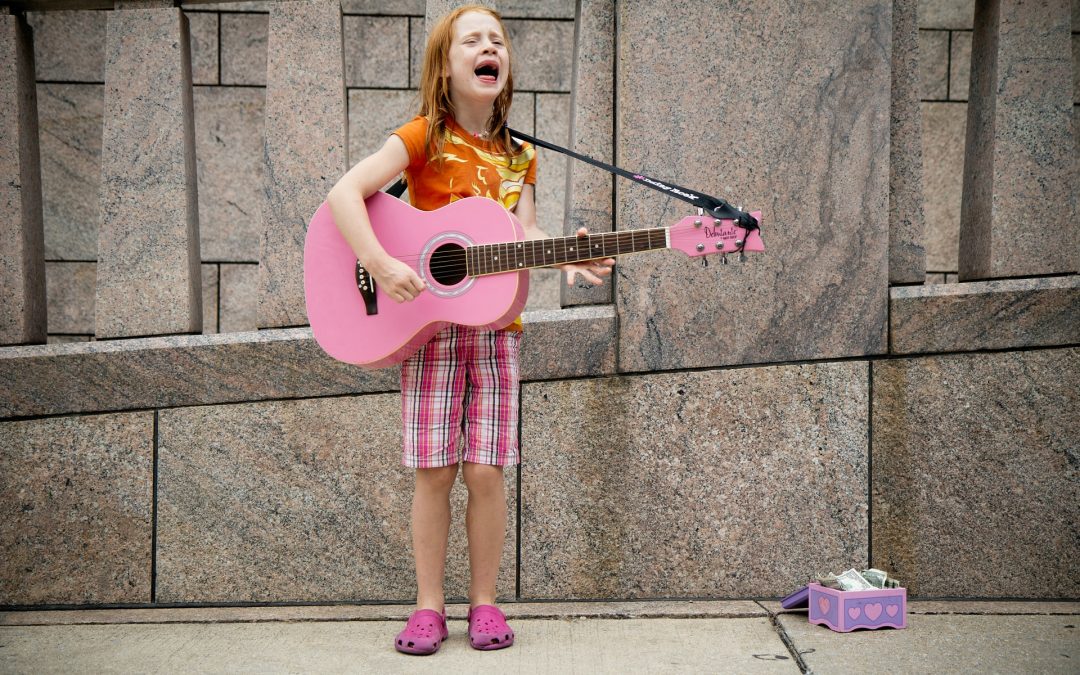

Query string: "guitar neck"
[[467, 228, 669, 276]]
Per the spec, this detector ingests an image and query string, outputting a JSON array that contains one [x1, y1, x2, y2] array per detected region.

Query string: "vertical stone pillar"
[[889, 0, 927, 284], [0, 12, 45, 346], [259, 0, 346, 329], [97, 6, 202, 338], [958, 0, 1077, 280], [560, 0, 615, 307]]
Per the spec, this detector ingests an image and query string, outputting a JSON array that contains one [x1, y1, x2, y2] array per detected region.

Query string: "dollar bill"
[[817, 573, 842, 589], [861, 568, 887, 589], [836, 568, 876, 591]]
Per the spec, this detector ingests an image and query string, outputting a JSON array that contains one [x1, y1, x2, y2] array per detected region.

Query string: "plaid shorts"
[[400, 325, 521, 468]]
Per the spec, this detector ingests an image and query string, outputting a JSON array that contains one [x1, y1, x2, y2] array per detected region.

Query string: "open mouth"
[[474, 62, 499, 84]]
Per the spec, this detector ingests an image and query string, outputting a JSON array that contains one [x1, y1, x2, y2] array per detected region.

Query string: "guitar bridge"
[[355, 261, 378, 315]]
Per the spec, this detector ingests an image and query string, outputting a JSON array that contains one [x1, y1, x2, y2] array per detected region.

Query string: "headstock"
[[669, 210, 765, 260]]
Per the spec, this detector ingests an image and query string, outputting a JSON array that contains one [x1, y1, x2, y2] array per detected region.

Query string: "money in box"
[[807, 582, 907, 632]]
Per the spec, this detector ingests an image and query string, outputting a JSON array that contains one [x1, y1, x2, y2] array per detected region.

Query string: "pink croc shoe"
[[394, 609, 448, 655], [467, 604, 515, 650]]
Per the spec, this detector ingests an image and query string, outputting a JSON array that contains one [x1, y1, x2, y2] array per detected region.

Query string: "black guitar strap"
[[386, 127, 758, 232]]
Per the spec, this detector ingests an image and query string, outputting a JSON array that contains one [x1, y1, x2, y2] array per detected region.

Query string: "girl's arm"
[[516, 184, 614, 286], [326, 136, 426, 303]]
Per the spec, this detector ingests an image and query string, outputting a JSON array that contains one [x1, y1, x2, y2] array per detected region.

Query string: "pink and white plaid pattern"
[[400, 325, 521, 468]]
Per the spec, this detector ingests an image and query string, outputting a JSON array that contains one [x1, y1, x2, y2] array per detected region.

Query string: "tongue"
[[477, 73, 497, 83]]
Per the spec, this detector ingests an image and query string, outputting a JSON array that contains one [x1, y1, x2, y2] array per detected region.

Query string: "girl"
[[326, 5, 614, 655]]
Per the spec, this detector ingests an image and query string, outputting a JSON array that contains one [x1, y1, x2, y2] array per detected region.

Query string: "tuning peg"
[[722, 254, 728, 264]]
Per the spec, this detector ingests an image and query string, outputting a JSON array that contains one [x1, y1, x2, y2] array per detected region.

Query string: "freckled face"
[[446, 11, 509, 106]]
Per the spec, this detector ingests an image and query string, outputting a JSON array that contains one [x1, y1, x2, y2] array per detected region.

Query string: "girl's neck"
[[449, 96, 494, 138]]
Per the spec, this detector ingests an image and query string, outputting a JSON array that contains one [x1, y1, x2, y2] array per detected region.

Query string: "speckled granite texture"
[[872, 349, 1079, 597], [0, 308, 615, 417], [259, 0, 345, 328], [889, 0, 927, 284], [959, 0, 1077, 280], [194, 86, 264, 262], [38, 84, 103, 262], [0, 14, 45, 345], [0, 412, 153, 605], [156, 396, 516, 603], [615, 1, 891, 371], [520, 362, 869, 599], [890, 276, 1080, 354], [97, 8, 201, 338], [560, 0, 614, 309], [922, 102, 966, 272], [26, 11, 106, 83]]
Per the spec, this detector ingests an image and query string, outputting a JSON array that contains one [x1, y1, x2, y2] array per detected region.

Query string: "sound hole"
[[429, 243, 467, 286]]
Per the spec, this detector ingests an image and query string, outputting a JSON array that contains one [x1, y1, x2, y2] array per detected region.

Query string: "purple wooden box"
[[807, 582, 907, 632]]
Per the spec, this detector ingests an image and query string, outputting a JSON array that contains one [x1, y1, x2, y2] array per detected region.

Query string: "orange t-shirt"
[[393, 115, 537, 331]]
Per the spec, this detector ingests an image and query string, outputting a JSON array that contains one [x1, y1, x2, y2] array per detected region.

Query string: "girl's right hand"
[[370, 255, 426, 303]]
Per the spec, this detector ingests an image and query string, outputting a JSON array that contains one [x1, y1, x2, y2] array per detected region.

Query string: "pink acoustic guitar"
[[303, 191, 764, 367]]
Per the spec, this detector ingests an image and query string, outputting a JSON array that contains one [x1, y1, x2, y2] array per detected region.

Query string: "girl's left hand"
[[560, 227, 615, 286]]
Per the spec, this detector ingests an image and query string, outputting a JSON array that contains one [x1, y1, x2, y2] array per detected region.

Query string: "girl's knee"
[[415, 464, 459, 493], [462, 462, 504, 493]]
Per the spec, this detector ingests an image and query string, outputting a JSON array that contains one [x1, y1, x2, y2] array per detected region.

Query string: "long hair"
[[417, 4, 516, 160]]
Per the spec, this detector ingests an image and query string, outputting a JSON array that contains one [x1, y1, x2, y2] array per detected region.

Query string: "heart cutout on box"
[[886, 604, 899, 617], [818, 597, 830, 614], [865, 603, 882, 620], [848, 607, 861, 620]]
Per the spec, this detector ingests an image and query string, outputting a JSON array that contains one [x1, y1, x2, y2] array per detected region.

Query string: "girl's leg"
[[413, 464, 459, 611], [461, 462, 506, 606]]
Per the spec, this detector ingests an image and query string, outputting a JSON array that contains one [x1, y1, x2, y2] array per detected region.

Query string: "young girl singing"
[[327, 4, 613, 656]]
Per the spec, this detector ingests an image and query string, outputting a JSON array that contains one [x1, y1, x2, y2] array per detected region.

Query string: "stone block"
[[219, 262, 259, 332], [561, 0, 614, 309], [519, 305, 616, 381], [202, 263, 218, 333], [37, 84, 103, 262], [186, 11, 219, 85], [520, 362, 869, 599], [890, 276, 1080, 354], [918, 0, 974, 29], [97, 8, 202, 338], [505, 19, 573, 92], [156, 396, 516, 603], [950, 30, 971, 100], [26, 11, 106, 83], [959, 0, 1077, 280], [260, 0, 347, 328], [891, 0, 927, 285], [340, 0, 424, 14], [919, 29, 949, 99], [524, 269, 561, 310], [344, 15, 408, 88], [220, 12, 267, 86], [347, 88, 417, 166], [535, 94, 569, 241], [194, 86, 265, 262], [0, 308, 614, 418], [409, 16, 423, 87], [500, 0, 574, 18], [186, 1, 273, 10], [45, 261, 96, 335], [922, 102, 966, 272], [1074, 33, 1079, 104], [616, 2, 890, 371], [872, 349, 1079, 598], [0, 412, 153, 605], [0, 14, 45, 346]]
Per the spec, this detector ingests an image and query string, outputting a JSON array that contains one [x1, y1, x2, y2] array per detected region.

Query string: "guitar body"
[[304, 192, 529, 368]]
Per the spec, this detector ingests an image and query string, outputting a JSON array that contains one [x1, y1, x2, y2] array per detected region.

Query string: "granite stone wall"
[[1, 0, 1077, 608]]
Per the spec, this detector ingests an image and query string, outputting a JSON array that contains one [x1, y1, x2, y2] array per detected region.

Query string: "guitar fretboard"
[[467, 228, 669, 276]]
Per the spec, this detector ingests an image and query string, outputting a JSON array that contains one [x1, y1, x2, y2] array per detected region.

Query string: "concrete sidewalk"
[[1, 600, 1077, 674]]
